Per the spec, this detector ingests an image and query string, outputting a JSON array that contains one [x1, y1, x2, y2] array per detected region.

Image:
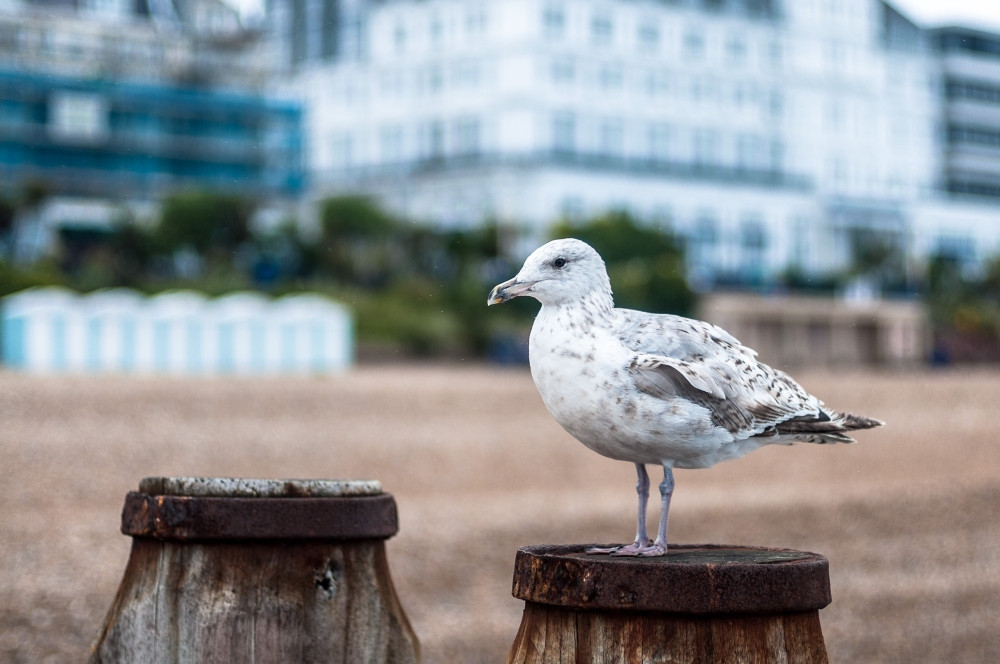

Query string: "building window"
[[645, 70, 670, 97], [649, 123, 671, 162], [947, 80, 1000, 104], [825, 100, 845, 132], [331, 132, 353, 169], [379, 125, 404, 163], [736, 134, 764, 170], [598, 63, 624, 91], [638, 22, 660, 51], [769, 139, 784, 172], [394, 24, 406, 53], [726, 35, 747, 63], [591, 13, 613, 45], [553, 112, 576, 154], [465, 5, 487, 34], [741, 216, 767, 251], [427, 65, 444, 95], [599, 118, 624, 156], [693, 129, 718, 166], [934, 235, 976, 264], [455, 117, 480, 156], [948, 179, 1000, 198], [423, 120, 445, 160], [683, 29, 704, 60], [0, 23, 19, 52], [828, 156, 847, 186], [949, 123, 1000, 147], [543, 4, 565, 39], [768, 90, 783, 118], [454, 61, 480, 89], [430, 15, 444, 47], [690, 212, 719, 281], [48, 91, 108, 144], [380, 72, 404, 97], [551, 58, 575, 85], [741, 216, 768, 283], [766, 39, 782, 69], [695, 214, 717, 244]]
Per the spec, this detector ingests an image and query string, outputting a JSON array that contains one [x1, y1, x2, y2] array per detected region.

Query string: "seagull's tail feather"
[[775, 410, 884, 444], [837, 412, 885, 431]]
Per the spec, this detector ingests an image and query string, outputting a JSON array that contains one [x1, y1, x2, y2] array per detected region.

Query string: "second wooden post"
[[506, 543, 831, 664]]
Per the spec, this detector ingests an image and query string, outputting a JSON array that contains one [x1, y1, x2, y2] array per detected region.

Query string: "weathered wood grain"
[[90, 478, 418, 663], [506, 544, 830, 664], [90, 538, 419, 663], [507, 603, 828, 664]]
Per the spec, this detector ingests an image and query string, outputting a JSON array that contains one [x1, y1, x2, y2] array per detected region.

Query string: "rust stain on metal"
[[120, 491, 399, 542], [511, 543, 831, 615]]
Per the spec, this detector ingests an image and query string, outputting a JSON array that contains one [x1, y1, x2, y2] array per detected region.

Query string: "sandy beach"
[[1, 365, 998, 663]]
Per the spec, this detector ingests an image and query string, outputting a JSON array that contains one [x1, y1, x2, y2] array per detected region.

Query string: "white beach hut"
[[1, 287, 80, 372], [80, 289, 145, 372], [273, 294, 353, 374], [145, 291, 210, 374], [211, 292, 270, 374]]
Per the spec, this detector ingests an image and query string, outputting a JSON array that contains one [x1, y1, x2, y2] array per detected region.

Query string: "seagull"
[[487, 238, 883, 557]]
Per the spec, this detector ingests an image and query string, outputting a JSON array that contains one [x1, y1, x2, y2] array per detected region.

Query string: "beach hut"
[[273, 294, 353, 373]]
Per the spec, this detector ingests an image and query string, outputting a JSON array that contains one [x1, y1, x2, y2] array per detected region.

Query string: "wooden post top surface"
[[138, 476, 383, 497], [120, 476, 397, 542], [512, 544, 831, 615]]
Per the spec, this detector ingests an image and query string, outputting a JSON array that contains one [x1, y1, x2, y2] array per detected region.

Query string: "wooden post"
[[90, 477, 419, 664], [506, 544, 831, 664]]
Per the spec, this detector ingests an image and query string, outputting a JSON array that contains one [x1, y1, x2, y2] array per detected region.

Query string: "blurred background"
[[1, 0, 1000, 662]]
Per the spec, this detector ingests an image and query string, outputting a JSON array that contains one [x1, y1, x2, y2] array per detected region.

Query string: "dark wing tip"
[[840, 413, 885, 430]]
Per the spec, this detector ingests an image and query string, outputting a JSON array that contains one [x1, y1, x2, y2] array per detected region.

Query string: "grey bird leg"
[[611, 464, 672, 557], [587, 463, 654, 556], [649, 465, 674, 554], [631, 463, 651, 547]]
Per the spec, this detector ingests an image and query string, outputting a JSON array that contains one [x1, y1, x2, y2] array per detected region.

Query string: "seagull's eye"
[[553, 257, 568, 269]]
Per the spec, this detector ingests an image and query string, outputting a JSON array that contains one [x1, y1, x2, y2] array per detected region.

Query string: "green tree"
[[0, 196, 14, 252], [108, 219, 159, 288], [156, 191, 253, 259], [552, 210, 695, 316], [317, 195, 399, 286]]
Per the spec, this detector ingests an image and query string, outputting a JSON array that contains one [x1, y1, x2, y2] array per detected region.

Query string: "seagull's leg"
[[645, 465, 674, 556], [633, 463, 651, 546], [615, 463, 672, 557], [587, 463, 650, 555]]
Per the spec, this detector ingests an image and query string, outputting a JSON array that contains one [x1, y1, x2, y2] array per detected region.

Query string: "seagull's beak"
[[488, 277, 536, 306]]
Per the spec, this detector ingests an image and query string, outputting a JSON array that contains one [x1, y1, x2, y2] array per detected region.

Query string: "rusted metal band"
[[512, 544, 831, 615], [121, 492, 399, 541]]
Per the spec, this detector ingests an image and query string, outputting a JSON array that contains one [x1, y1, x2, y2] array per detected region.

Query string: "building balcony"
[[0, 121, 266, 165], [940, 53, 1000, 83], [945, 100, 1000, 127], [318, 150, 812, 191]]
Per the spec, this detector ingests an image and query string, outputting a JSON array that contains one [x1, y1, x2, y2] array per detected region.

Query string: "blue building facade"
[[0, 69, 303, 201]]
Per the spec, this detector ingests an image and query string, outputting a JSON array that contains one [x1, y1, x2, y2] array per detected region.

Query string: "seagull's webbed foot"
[[611, 540, 667, 557], [585, 539, 652, 555]]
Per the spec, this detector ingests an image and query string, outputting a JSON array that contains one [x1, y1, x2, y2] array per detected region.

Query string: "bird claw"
[[586, 540, 667, 557], [611, 541, 667, 557], [585, 544, 622, 555]]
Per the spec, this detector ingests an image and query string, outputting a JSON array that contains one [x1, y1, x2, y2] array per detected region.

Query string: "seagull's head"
[[487, 238, 612, 308]]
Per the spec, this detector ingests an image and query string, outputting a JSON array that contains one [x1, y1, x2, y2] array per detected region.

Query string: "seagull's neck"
[[541, 289, 615, 327]]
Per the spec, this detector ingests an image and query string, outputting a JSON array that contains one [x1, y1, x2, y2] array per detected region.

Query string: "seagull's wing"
[[614, 310, 825, 439]]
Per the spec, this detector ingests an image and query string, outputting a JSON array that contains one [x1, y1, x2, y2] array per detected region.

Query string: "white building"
[[277, 0, 1000, 286]]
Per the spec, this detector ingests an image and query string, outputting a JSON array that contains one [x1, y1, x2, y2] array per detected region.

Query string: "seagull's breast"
[[528, 304, 725, 465]]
